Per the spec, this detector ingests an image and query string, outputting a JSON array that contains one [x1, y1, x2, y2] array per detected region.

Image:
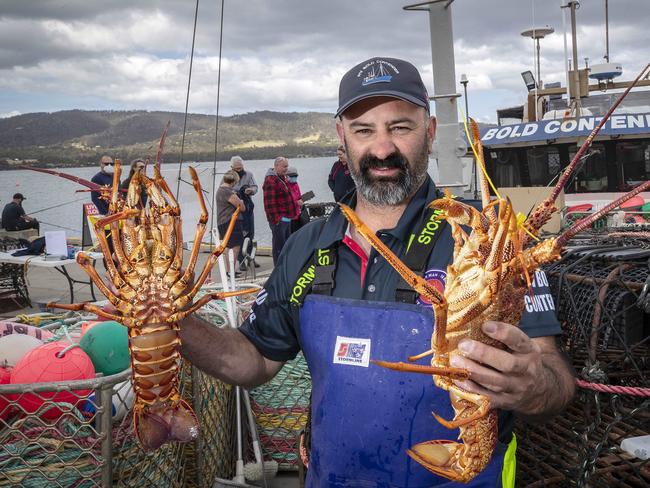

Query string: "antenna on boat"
[[521, 25, 555, 121], [604, 0, 610, 62]]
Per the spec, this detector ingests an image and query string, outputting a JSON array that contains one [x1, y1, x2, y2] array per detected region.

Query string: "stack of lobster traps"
[[0, 237, 30, 311], [515, 228, 650, 487]]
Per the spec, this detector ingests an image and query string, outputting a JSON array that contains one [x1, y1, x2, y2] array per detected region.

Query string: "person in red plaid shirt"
[[263, 156, 299, 264]]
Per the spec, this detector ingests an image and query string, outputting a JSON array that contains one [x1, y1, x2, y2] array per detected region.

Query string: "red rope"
[[576, 379, 650, 397]]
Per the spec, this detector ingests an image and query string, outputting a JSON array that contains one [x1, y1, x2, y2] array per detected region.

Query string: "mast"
[[404, 0, 464, 194]]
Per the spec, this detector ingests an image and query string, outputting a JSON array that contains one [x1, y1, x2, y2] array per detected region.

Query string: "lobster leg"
[[75, 252, 133, 316], [48, 301, 135, 327], [92, 213, 140, 295], [167, 288, 260, 322], [172, 208, 242, 309], [371, 360, 469, 380], [168, 166, 209, 294], [432, 385, 491, 429]]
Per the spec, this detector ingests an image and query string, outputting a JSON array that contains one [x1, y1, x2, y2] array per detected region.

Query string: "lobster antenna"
[[523, 61, 650, 241], [556, 179, 650, 248], [549, 61, 650, 204]]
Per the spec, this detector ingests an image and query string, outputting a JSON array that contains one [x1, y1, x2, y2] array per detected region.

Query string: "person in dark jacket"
[[328, 145, 355, 202], [1, 193, 39, 233], [90, 155, 118, 215], [90, 155, 118, 255]]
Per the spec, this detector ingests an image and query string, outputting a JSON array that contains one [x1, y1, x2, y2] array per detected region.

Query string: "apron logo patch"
[[416, 269, 446, 307], [333, 336, 371, 367]]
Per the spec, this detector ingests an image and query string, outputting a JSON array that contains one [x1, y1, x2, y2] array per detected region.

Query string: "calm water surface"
[[0, 157, 341, 246]]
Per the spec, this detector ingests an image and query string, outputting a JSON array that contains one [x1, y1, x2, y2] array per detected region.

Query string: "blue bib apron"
[[300, 294, 506, 488]]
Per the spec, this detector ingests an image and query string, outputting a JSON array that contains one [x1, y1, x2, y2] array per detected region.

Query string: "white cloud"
[[0, 0, 648, 122], [0, 111, 21, 119]]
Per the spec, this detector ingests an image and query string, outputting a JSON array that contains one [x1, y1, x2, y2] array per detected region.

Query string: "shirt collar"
[[315, 175, 440, 249]]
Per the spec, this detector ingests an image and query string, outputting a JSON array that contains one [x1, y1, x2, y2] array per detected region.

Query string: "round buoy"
[[0, 334, 43, 367], [10, 341, 95, 419], [79, 321, 130, 376]]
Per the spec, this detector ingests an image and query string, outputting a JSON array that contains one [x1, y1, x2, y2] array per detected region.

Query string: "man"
[[231, 156, 259, 271], [327, 144, 355, 202], [1, 193, 39, 232], [90, 155, 117, 215], [262, 156, 299, 264], [90, 155, 118, 256], [180, 57, 575, 486]]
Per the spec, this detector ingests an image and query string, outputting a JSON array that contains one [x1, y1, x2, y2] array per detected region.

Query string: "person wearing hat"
[[328, 144, 355, 202], [286, 166, 306, 233], [1, 193, 39, 233], [180, 57, 574, 486]]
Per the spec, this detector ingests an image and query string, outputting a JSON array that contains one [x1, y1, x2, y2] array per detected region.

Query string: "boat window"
[[569, 143, 608, 193], [616, 140, 650, 191], [490, 149, 521, 187]]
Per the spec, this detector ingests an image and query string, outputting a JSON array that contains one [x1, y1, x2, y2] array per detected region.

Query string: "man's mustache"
[[359, 152, 408, 172]]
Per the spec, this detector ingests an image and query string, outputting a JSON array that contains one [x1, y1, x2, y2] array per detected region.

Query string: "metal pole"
[[535, 37, 541, 120], [404, 0, 464, 192], [460, 77, 476, 199], [569, 1, 581, 116], [98, 380, 113, 487], [604, 0, 610, 62]]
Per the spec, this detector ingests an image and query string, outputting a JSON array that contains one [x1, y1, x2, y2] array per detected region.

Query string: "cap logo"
[[359, 59, 399, 86]]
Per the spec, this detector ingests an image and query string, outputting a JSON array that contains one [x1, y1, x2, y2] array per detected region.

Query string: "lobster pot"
[[0, 237, 30, 311], [514, 239, 650, 487], [249, 353, 311, 470], [305, 202, 336, 222], [0, 311, 238, 488]]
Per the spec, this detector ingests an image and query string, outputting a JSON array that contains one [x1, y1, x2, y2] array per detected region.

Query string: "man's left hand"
[[450, 320, 563, 415]]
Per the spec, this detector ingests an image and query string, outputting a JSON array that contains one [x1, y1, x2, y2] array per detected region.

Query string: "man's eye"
[[392, 126, 411, 134], [355, 128, 372, 135]]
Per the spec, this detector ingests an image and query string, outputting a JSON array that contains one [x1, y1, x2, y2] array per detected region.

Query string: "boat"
[[477, 78, 650, 218]]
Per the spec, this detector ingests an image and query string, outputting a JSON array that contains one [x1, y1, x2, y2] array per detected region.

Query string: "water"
[[0, 157, 341, 246]]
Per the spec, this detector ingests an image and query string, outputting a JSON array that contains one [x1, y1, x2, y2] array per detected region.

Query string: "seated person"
[[1, 193, 39, 233]]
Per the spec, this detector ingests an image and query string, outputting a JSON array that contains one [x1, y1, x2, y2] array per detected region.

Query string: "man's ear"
[[427, 116, 437, 153], [336, 119, 345, 146]]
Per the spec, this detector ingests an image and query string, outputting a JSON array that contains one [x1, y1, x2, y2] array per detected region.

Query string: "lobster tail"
[[135, 400, 199, 451]]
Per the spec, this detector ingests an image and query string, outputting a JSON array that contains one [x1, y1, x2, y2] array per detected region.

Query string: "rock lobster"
[[340, 62, 650, 482], [44, 152, 257, 450]]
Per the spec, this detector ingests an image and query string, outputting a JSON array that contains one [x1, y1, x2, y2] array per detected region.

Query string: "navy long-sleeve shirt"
[[90, 171, 115, 215]]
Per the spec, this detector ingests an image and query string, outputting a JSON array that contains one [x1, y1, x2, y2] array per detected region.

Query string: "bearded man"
[[180, 57, 574, 487]]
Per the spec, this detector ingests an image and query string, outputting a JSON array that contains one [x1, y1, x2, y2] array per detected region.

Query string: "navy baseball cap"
[[336, 57, 429, 117]]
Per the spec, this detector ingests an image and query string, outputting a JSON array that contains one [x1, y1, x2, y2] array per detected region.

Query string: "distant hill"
[[0, 109, 340, 169]]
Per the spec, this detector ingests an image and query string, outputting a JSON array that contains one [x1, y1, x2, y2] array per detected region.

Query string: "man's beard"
[[347, 140, 429, 206]]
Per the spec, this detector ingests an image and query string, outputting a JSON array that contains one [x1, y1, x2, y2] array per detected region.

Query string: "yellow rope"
[[460, 110, 539, 242]]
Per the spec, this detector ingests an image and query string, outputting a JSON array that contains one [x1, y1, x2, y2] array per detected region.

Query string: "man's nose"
[[368, 132, 397, 160]]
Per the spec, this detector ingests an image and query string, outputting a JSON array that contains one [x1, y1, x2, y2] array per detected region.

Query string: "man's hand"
[[450, 321, 575, 418]]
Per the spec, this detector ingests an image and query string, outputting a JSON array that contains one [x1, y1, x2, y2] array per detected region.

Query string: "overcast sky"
[[0, 0, 648, 123]]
